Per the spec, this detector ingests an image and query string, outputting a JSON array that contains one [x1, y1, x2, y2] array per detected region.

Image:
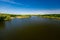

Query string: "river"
[[0, 16, 60, 40]]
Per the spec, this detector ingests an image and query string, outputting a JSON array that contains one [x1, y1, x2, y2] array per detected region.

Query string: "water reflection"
[[0, 21, 5, 30], [0, 21, 5, 40]]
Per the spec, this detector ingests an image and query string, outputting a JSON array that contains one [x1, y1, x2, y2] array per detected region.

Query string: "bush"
[[0, 17, 5, 21]]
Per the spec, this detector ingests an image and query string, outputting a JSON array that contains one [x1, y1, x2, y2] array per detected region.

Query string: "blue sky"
[[0, 0, 60, 15]]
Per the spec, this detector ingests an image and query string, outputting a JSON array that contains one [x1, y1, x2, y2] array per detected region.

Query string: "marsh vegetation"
[[0, 13, 31, 21], [0, 13, 60, 21]]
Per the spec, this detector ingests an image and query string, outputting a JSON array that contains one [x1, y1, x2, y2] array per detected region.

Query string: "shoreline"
[[40, 16, 60, 20]]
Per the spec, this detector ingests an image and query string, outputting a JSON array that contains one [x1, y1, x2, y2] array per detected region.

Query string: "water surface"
[[0, 16, 60, 40]]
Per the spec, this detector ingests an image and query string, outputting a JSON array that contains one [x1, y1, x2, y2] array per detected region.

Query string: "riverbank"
[[0, 13, 60, 21], [37, 14, 60, 20], [39, 16, 60, 20]]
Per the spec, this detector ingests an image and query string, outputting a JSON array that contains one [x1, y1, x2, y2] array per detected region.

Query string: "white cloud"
[[0, 9, 60, 15], [0, 0, 24, 5]]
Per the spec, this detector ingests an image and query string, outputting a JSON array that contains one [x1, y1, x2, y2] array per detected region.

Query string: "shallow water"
[[0, 16, 60, 40]]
